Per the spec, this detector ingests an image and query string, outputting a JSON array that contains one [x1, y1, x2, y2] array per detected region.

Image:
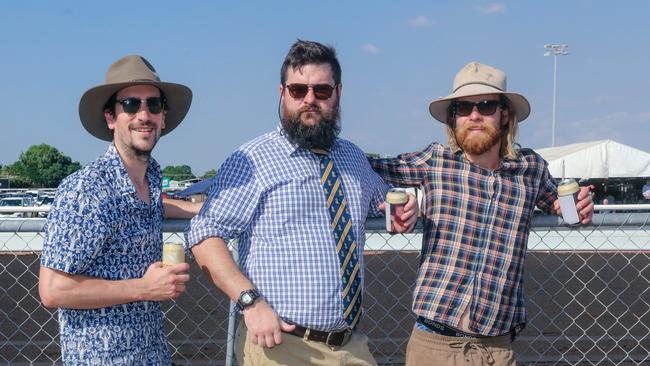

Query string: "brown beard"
[[455, 122, 502, 155]]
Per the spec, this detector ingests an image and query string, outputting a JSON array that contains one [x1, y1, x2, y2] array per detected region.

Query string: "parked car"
[[0, 197, 36, 218], [36, 196, 54, 218]]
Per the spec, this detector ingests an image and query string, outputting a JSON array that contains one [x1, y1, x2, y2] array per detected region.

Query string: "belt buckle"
[[326, 329, 351, 347]]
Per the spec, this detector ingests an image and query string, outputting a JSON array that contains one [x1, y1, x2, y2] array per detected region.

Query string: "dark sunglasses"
[[452, 100, 502, 117], [285, 83, 337, 100], [116, 97, 165, 115]]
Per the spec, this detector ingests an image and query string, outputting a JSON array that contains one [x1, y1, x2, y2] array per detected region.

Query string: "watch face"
[[242, 293, 253, 304]]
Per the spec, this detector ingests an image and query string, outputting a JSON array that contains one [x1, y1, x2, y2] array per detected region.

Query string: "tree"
[[162, 165, 195, 181], [9, 144, 81, 188], [201, 169, 217, 179]]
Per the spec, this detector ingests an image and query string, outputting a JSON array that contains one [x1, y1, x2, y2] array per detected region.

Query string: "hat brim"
[[79, 81, 192, 141], [428, 84, 530, 124]]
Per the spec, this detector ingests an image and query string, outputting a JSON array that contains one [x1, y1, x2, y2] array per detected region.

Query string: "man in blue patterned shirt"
[[370, 62, 595, 365], [39, 55, 198, 365], [187, 40, 418, 366]]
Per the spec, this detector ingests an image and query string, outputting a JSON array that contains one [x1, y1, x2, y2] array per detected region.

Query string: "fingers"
[[168, 262, 190, 274], [377, 202, 386, 213], [404, 194, 417, 210], [280, 320, 296, 332], [148, 261, 164, 270]]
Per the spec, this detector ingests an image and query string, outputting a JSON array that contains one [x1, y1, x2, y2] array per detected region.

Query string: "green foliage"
[[162, 165, 195, 181], [8, 144, 81, 188], [201, 169, 217, 179]]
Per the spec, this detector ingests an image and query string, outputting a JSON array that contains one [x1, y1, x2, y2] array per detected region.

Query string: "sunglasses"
[[451, 100, 502, 117], [285, 83, 337, 100], [116, 97, 165, 115]]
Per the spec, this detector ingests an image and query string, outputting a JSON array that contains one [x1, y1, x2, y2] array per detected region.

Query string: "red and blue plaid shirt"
[[371, 143, 557, 336]]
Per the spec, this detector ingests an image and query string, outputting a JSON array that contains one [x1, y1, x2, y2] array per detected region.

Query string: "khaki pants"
[[235, 321, 378, 366], [405, 326, 516, 366]]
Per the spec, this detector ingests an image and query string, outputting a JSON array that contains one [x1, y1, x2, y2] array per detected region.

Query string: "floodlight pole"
[[544, 44, 569, 147]]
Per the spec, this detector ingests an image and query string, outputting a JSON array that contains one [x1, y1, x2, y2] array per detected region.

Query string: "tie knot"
[[311, 148, 329, 157]]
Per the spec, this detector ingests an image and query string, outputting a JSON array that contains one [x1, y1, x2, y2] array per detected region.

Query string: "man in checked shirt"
[[186, 40, 418, 365], [370, 62, 594, 365]]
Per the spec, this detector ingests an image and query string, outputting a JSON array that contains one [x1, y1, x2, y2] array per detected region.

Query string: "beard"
[[124, 121, 159, 158], [280, 102, 341, 150], [455, 122, 502, 155]]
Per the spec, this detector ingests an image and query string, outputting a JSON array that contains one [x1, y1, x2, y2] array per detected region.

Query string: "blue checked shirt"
[[186, 126, 388, 332], [371, 143, 558, 336], [41, 144, 170, 365]]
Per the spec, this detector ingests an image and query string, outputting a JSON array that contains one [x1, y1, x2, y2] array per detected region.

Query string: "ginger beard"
[[454, 121, 503, 156]]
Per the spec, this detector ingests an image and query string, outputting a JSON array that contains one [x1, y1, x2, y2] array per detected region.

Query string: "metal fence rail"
[[1, 212, 649, 365]]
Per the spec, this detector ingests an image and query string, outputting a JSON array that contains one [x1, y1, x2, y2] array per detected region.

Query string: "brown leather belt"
[[285, 325, 352, 347]]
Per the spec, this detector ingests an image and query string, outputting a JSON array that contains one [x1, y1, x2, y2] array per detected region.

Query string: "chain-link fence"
[[1, 211, 649, 365]]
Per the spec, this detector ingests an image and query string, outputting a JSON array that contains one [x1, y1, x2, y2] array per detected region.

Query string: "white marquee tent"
[[536, 140, 650, 179]]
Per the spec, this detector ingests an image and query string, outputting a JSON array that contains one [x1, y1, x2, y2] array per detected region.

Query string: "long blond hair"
[[444, 96, 520, 160]]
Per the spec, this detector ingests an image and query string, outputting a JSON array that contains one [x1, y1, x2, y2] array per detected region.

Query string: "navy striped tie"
[[312, 148, 362, 328]]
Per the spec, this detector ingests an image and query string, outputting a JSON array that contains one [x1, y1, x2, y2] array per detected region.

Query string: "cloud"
[[475, 3, 507, 14], [362, 43, 380, 55], [408, 15, 433, 27]]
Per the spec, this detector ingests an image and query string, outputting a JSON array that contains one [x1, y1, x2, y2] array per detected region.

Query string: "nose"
[[135, 105, 152, 120], [468, 106, 482, 120], [302, 87, 317, 104]]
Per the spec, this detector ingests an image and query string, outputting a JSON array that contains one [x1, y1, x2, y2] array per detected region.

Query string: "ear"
[[336, 83, 342, 97], [500, 107, 510, 129], [279, 84, 285, 97], [161, 110, 167, 130], [104, 110, 116, 131]]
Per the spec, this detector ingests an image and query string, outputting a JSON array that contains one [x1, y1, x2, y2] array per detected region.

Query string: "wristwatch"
[[236, 288, 261, 311]]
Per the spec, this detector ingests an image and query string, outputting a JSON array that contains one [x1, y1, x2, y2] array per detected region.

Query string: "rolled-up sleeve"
[[185, 150, 262, 250]]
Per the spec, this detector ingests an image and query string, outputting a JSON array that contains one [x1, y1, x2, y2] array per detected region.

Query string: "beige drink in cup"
[[557, 179, 580, 225], [162, 242, 185, 265], [385, 188, 408, 233]]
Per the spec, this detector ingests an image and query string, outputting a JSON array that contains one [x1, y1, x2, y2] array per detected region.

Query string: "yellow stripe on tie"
[[331, 198, 347, 230], [343, 282, 362, 318], [339, 241, 357, 276], [336, 220, 352, 252], [321, 161, 333, 186], [341, 262, 360, 298], [349, 305, 362, 328], [327, 179, 340, 207]]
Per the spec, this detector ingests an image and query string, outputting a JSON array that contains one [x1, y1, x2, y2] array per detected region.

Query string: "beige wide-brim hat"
[[428, 61, 530, 124], [79, 55, 193, 141]]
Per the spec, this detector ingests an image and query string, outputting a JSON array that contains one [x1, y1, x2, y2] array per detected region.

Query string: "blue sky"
[[2, 1, 649, 176]]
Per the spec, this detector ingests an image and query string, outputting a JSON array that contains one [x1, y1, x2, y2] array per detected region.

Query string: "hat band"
[[453, 81, 504, 93]]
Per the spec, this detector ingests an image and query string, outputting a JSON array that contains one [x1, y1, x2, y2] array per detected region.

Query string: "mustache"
[[298, 105, 321, 114], [129, 121, 156, 130]]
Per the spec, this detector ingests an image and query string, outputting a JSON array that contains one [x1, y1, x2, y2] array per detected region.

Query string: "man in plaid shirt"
[[371, 62, 594, 365]]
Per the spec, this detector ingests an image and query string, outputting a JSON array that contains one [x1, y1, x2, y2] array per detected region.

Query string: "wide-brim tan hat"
[[79, 55, 192, 141], [428, 61, 530, 124]]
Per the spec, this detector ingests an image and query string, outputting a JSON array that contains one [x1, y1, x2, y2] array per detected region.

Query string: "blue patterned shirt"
[[371, 143, 558, 336], [186, 126, 388, 332], [41, 144, 170, 365]]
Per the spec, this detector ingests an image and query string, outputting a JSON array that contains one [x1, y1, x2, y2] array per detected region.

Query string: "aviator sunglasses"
[[285, 83, 337, 100], [451, 100, 502, 117], [117, 97, 166, 115]]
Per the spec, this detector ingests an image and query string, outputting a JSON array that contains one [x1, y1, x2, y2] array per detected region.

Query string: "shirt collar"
[[448, 145, 524, 172], [103, 143, 160, 197]]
